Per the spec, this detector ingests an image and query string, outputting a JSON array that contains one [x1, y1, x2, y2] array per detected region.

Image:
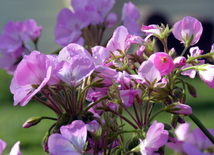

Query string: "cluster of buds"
[[1, 1, 214, 155]]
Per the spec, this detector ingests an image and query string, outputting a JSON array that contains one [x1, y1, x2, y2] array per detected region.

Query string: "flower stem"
[[83, 95, 109, 114], [189, 113, 214, 144]]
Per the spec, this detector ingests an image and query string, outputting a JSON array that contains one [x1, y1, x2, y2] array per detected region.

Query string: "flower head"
[[48, 120, 87, 155], [148, 52, 175, 76], [140, 121, 169, 155], [172, 16, 203, 46]]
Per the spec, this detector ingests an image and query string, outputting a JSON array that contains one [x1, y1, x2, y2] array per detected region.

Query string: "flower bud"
[[136, 45, 145, 56], [169, 48, 176, 58], [42, 131, 50, 152], [174, 56, 186, 68], [185, 82, 197, 98], [22, 117, 42, 128], [171, 114, 178, 128], [166, 103, 192, 115]]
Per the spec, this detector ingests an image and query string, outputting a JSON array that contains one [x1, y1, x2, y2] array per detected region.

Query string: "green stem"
[[144, 90, 152, 125], [83, 95, 109, 114], [106, 108, 138, 129], [180, 46, 189, 56], [186, 52, 214, 63], [189, 113, 214, 144], [148, 108, 166, 124]]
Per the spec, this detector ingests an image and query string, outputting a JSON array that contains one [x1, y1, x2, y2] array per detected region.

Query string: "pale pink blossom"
[[198, 65, 214, 88], [148, 52, 175, 76], [174, 56, 186, 68], [54, 8, 90, 47], [122, 1, 140, 34], [10, 51, 58, 106], [71, 0, 115, 25], [181, 47, 205, 78], [105, 12, 117, 28], [24, 19, 42, 41], [0, 139, 6, 155], [55, 55, 95, 87], [48, 120, 87, 155], [9, 141, 22, 155], [140, 121, 169, 155], [141, 24, 160, 41], [0, 21, 25, 57], [106, 26, 130, 56], [172, 16, 203, 46]]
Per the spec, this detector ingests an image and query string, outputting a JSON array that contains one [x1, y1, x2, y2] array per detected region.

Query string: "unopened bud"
[[42, 131, 50, 152], [177, 116, 185, 124], [174, 56, 186, 68], [23, 117, 42, 128], [136, 45, 145, 56], [169, 48, 176, 58], [171, 114, 178, 128], [185, 82, 197, 98], [166, 103, 192, 115]]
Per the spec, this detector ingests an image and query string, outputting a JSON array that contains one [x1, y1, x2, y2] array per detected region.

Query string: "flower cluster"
[[168, 123, 214, 155], [1, 1, 214, 155]]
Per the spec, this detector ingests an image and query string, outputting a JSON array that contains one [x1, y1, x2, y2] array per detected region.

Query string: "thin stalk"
[[189, 113, 214, 144], [147, 102, 156, 122], [103, 126, 109, 155], [32, 96, 60, 114], [180, 46, 189, 56], [41, 116, 58, 121], [71, 89, 76, 117], [120, 103, 141, 128], [144, 90, 152, 125], [83, 95, 109, 114], [106, 108, 138, 129], [62, 86, 72, 113], [148, 108, 165, 124], [132, 102, 141, 127], [41, 90, 63, 115], [46, 88, 69, 113]]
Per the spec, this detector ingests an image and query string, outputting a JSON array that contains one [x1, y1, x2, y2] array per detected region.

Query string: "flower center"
[[161, 56, 167, 63]]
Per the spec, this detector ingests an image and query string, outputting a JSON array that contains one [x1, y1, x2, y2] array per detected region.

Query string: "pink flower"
[[122, 1, 140, 34], [167, 123, 191, 154], [140, 121, 169, 155], [48, 120, 87, 155], [105, 12, 117, 28], [0, 140, 22, 155], [55, 55, 95, 87], [181, 47, 205, 78], [0, 139, 6, 155], [71, 0, 115, 25], [0, 52, 21, 74], [198, 65, 214, 88], [10, 51, 58, 106], [54, 8, 90, 47], [138, 60, 161, 85], [24, 19, 42, 41], [106, 26, 130, 56], [119, 89, 139, 107], [0, 21, 25, 57], [141, 24, 160, 41], [148, 52, 175, 76], [9, 141, 22, 155], [172, 16, 203, 46], [174, 56, 186, 68]]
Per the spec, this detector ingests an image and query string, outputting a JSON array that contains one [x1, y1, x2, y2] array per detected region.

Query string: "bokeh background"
[[1, 0, 214, 154]]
